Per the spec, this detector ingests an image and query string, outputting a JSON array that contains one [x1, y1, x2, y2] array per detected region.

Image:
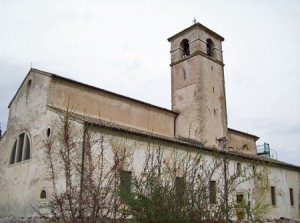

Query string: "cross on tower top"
[[193, 17, 197, 24]]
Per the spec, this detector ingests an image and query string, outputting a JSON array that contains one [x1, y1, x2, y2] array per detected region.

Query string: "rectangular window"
[[271, 186, 276, 205], [210, 180, 216, 204], [289, 188, 294, 206], [120, 170, 132, 194], [236, 162, 241, 174], [236, 194, 244, 204], [175, 176, 185, 203]]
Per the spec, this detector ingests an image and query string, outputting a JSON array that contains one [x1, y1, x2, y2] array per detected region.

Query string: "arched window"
[[46, 127, 51, 138], [206, 39, 215, 57], [9, 132, 31, 164], [180, 39, 190, 57], [40, 190, 47, 199], [25, 79, 32, 103]]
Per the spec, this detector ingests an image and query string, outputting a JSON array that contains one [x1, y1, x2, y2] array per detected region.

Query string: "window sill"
[[8, 159, 31, 167]]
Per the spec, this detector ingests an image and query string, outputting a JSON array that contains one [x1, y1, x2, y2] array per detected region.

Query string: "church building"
[[0, 22, 299, 220]]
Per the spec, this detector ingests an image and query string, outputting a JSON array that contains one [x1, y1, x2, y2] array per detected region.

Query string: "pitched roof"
[[9, 68, 177, 117], [228, 128, 260, 141], [168, 22, 224, 42], [49, 106, 300, 171]]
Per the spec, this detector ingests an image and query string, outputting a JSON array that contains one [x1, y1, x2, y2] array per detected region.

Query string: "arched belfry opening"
[[180, 39, 190, 57], [206, 39, 215, 57]]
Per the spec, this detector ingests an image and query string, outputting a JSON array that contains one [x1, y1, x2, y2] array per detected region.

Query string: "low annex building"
[[0, 22, 299, 220]]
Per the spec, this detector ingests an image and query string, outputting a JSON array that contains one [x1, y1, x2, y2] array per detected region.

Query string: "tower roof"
[[168, 22, 224, 42]]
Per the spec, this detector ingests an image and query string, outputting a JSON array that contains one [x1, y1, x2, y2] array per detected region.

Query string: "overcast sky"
[[0, 0, 299, 165]]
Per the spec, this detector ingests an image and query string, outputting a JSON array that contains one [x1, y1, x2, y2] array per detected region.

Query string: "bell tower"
[[168, 23, 228, 148]]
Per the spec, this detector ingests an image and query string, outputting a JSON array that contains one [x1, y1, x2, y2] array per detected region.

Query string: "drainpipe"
[[79, 122, 88, 218], [224, 156, 229, 221]]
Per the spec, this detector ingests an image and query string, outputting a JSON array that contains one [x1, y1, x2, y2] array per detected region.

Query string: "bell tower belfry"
[[168, 23, 228, 148]]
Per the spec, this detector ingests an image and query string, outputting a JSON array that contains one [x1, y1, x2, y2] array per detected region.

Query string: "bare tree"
[[35, 111, 133, 223], [36, 111, 271, 222], [120, 144, 271, 223]]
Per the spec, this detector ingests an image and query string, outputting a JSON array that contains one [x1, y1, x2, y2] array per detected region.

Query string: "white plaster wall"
[[1, 107, 299, 220], [49, 79, 176, 138], [265, 167, 299, 219], [0, 71, 72, 217], [0, 70, 299, 220]]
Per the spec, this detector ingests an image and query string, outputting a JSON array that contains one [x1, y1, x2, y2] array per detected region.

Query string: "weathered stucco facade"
[[169, 24, 227, 147], [0, 22, 299, 220]]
